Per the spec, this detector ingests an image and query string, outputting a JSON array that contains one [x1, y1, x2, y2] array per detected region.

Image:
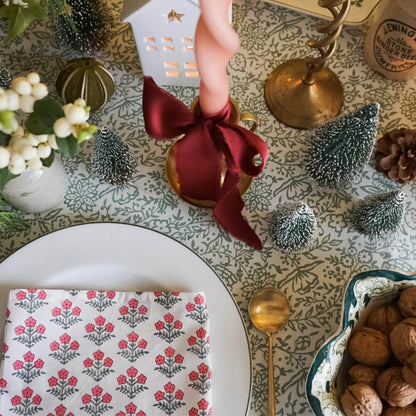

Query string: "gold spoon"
[[249, 287, 290, 416]]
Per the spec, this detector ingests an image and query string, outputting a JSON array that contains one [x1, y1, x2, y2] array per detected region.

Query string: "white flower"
[[0, 147, 10, 169]]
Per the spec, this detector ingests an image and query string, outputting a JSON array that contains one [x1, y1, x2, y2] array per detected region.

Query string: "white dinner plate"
[[265, 0, 381, 25], [0, 223, 252, 416]]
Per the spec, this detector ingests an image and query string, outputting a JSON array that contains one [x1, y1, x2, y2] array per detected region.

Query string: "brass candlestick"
[[265, 0, 351, 129]]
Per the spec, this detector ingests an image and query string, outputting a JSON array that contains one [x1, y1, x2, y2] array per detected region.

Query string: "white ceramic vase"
[[1, 156, 68, 213]]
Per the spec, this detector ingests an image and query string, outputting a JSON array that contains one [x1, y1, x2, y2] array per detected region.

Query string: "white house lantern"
[[122, 0, 201, 86]]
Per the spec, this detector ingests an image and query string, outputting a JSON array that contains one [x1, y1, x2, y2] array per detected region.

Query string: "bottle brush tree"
[[304, 103, 380, 190], [91, 127, 137, 185], [351, 190, 406, 238], [269, 201, 317, 253]]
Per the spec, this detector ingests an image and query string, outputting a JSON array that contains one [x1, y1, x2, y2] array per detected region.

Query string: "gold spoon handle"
[[268, 334, 275, 416]]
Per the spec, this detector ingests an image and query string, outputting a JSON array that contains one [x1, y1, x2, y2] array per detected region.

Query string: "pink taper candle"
[[195, 0, 240, 115]]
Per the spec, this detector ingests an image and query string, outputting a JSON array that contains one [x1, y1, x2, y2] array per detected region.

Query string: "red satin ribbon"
[[142, 76, 268, 250]]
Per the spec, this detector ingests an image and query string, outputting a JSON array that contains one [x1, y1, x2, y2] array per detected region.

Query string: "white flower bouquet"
[[0, 72, 97, 189]]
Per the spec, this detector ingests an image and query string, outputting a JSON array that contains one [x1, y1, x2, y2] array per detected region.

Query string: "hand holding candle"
[[195, 0, 239, 115]]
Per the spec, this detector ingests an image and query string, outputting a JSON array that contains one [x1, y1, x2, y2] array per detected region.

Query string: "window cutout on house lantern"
[[164, 62, 179, 68], [164, 45, 175, 52], [162, 37, 173, 43], [184, 62, 197, 69], [146, 45, 158, 52], [183, 37, 193, 43], [183, 45, 194, 52], [145, 36, 156, 43], [185, 71, 199, 78], [166, 70, 180, 77]]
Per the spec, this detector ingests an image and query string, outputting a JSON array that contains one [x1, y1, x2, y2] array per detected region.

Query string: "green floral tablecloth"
[[1, 1, 416, 415]]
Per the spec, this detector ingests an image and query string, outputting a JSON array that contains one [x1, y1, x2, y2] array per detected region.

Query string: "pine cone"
[[374, 128, 416, 184]]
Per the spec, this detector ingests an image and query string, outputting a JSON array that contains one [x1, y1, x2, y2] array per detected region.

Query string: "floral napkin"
[[0, 289, 212, 416]]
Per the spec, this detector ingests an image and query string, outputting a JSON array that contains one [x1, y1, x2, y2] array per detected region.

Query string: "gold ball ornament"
[[56, 58, 114, 112]]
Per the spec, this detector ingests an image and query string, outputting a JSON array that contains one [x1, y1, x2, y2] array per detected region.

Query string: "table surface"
[[1, 0, 416, 415]]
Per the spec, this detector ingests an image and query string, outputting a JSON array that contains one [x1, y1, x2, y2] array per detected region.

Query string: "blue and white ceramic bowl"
[[306, 269, 416, 416]]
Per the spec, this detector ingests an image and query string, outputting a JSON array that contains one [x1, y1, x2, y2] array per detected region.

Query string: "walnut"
[[390, 318, 416, 363], [367, 304, 403, 334], [402, 351, 416, 388], [348, 327, 391, 366], [347, 364, 381, 389], [376, 366, 416, 407], [399, 287, 416, 318], [341, 383, 382, 416], [385, 405, 416, 416]]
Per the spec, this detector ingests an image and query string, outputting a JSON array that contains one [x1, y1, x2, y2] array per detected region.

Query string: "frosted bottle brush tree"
[[304, 103, 380, 190], [351, 190, 406, 238], [269, 202, 317, 253], [91, 127, 137, 185], [0, 72, 97, 189]]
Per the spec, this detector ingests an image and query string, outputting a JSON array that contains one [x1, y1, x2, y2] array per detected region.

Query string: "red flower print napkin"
[[0, 289, 212, 416]]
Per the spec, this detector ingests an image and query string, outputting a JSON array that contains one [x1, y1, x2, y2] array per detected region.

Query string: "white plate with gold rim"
[[0, 223, 252, 416]]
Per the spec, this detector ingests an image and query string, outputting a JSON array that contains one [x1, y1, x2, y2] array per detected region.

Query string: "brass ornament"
[[265, 0, 350, 129], [165, 98, 257, 209], [56, 58, 115, 112]]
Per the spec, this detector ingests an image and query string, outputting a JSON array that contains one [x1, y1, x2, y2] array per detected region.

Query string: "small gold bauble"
[[56, 58, 115, 112]]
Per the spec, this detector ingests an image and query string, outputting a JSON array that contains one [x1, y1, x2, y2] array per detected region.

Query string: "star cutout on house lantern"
[[167, 9, 184, 22]]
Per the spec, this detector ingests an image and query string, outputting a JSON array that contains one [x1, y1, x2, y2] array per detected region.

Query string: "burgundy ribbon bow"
[[142, 76, 268, 250]]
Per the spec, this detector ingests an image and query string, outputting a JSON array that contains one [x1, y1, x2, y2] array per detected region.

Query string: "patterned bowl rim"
[[306, 268, 416, 416]]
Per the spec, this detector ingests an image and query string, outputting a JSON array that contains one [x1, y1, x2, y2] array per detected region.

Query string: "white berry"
[[47, 134, 58, 150], [5, 90, 20, 111], [26, 72, 41, 85], [19, 95, 36, 113], [21, 145, 37, 161], [33, 134, 48, 143], [28, 157, 43, 170], [0, 92, 8, 111], [37, 143, 51, 159], [64, 104, 88, 124], [54, 118, 73, 138], [8, 163, 26, 175], [9, 153, 25, 169], [31, 83, 48, 99], [0, 147, 10, 169], [12, 77, 32, 96]]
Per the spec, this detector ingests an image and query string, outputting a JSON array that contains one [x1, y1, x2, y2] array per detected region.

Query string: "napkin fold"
[[0, 289, 213, 416]]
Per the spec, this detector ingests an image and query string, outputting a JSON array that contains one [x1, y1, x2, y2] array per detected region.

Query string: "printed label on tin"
[[373, 18, 416, 73]]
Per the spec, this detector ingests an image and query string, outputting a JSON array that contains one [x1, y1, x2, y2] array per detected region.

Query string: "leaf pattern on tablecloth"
[[0, 0, 415, 415]]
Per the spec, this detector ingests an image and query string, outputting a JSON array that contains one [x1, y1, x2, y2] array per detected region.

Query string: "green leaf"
[[25, 98, 65, 135], [41, 149, 55, 167], [56, 135, 79, 158], [0, 131, 11, 146], [0, 168, 17, 190], [0, 2, 43, 43]]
